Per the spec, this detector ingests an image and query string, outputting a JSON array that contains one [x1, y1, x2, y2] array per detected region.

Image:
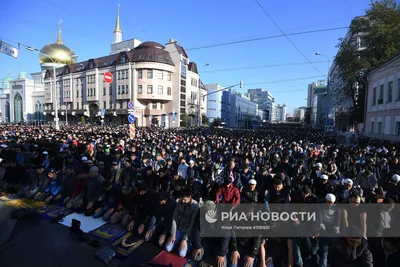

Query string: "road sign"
[[104, 72, 113, 84], [129, 124, 135, 139], [128, 109, 135, 114], [128, 101, 135, 110], [128, 114, 136, 123], [101, 108, 105, 117]]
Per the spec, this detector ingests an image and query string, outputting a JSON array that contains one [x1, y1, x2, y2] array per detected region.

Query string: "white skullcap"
[[81, 156, 88, 161], [392, 174, 400, 183], [42, 151, 48, 155], [320, 174, 329, 180], [344, 179, 353, 185], [325, 193, 336, 202], [316, 163, 322, 168], [248, 179, 257, 185], [189, 160, 195, 164]]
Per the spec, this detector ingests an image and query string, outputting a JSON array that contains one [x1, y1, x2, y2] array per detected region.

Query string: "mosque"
[[0, 6, 206, 127]]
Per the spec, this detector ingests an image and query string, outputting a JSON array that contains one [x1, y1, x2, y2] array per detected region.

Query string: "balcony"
[[144, 109, 165, 116], [137, 92, 172, 102]]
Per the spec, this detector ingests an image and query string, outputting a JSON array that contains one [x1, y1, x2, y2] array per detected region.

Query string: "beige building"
[[43, 8, 206, 127], [365, 55, 400, 141]]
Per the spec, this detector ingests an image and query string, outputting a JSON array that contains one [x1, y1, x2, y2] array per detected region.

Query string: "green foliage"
[[334, 0, 400, 124], [201, 114, 209, 126], [210, 117, 222, 128], [180, 113, 190, 127], [81, 116, 85, 125]]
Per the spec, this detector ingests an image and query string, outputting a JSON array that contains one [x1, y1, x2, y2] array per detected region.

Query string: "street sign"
[[101, 108, 105, 117], [128, 101, 135, 110], [128, 109, 135, 114], [104, 72, 113, 84], [129, 124, 135, 139], [128, 114, 136, 123]]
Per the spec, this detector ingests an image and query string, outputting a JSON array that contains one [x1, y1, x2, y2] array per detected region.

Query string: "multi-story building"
[[229, 91, 258, 128], [271, 103, 286, 123], [307, 82, 318, 108], [293, 107, 307, 122], [0, 71, 45, 123], [42, 8, 206, 127], [205, 83, 224, 124], [365, 55, 400, 141], [246, 88, 274, 121], [328, 16, 367, 131]]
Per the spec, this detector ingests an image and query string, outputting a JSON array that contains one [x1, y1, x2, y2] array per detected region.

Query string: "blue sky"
[[0, 0, 371, 113]]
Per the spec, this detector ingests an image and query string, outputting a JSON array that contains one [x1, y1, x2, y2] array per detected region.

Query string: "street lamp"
[[26, 46, 62, 130], [197, 63, 210, 127], [315, 52, 332, 135]]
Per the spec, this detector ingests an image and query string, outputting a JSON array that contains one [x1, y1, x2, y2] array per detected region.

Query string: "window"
[[121, 70, 125, 80], [117, 71, 121, 80], [138, 70, 143, 78], [379, 84, 384, 102], [160, 103, 164, 110], [167, 72, 171, 81], [180, 94, 186, 100], [388, 81, 393, 102], [180, 100, 186, 107], [121, 85, 125, 94], [377, 122, 382, 134], [126, 86, 129, 94], [398, 78, 400, 100], [147, 85, 153, 94], [152, 103, 157, 109], [103, 87, 106, 96], [158, 71, 163, 80], [76, 90, 79, 98], [158, 85, 163, 94], [372, 87, 376, 105], [118, 86, 121, 94], [138, 55, 144, 60], [77, 102, 79, 109], [396, 122, 400, 136], [180, 86, 186, 93], [103, 101, 106, 109], [121, 54, 127, 63], [148, 55, 153, 60], [181, 80, 186, 86], [125, 70, 129, 79], [109, 101, 113, 109], [138, 85, 143, 94], [147, 70, 153, 79], [180, 108, 186, 114], [167, 87, 171, 95], [93, 89, 96, 96]]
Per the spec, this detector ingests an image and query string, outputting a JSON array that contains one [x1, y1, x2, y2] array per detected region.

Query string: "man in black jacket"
[[241, 179, 260, 203], [127, 182, 159, 236], [369, 228, 400, 267], [92, 181, 122, 221], [149, 191, 176, 244], [329, 226, 373, 267], [229, 231, 262, 267]]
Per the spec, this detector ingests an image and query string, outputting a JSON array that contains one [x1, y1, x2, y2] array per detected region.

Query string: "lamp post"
[[26, 46, 62, 130], [198, 63, 209, 127], [315, 52, 331, 135]]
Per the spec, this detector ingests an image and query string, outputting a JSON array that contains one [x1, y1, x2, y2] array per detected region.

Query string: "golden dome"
[[39, 20, 76, 65]]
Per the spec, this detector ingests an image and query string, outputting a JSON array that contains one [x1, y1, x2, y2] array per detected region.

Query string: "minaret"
[[57, 20, 63, 45], [113, 4, 122, 44]]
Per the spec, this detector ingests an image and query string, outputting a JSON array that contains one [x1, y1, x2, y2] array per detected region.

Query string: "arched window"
[[14, 93, 23, 122]]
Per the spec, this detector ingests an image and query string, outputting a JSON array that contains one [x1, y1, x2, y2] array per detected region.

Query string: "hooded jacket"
[[216, 184, 241, 205], [329, 237, 373, 267]]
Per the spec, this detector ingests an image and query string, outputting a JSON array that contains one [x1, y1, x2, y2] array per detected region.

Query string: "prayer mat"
[[0, 194, 20, 201], [37, 205, 73, 220], [112, 232, 145, 258], [149, 251, 189, 267], [5, 199, 46, 209], [183, 260, 199, 267], [89, 223, 127, 242]]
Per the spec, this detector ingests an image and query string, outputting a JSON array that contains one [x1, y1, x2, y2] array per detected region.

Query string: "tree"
[[180, 113, 190, 127], [201, 114, 209, 126], [304, 107, 312, 125], [210, 117, 222, 128], [334, 0, 400, 124]]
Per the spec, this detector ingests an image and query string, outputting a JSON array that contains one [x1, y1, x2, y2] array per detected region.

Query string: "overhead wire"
[[254, 0, 326, 77]]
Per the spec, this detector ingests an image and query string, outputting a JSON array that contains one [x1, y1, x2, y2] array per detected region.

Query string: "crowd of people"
[[0, 124, 399, 267]]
